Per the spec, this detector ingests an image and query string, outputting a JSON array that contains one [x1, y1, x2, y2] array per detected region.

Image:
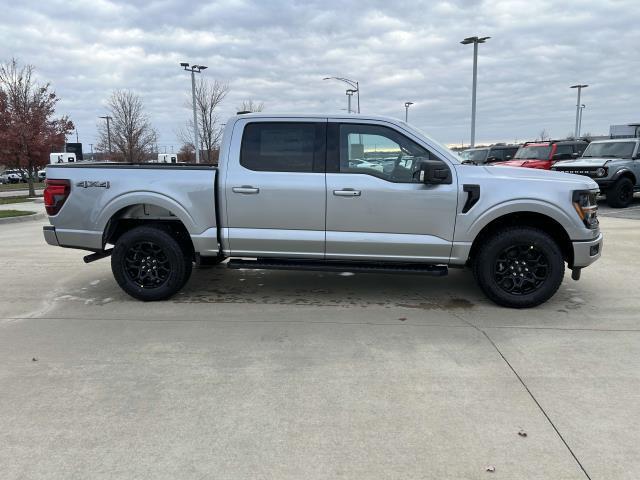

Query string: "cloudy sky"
[[2, 0, 638, 150]]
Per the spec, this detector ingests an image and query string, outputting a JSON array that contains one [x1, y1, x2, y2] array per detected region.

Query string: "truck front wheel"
[[606, 177, 634, 208], [473, 227, 564, 308], [111, 225, 192, 301]]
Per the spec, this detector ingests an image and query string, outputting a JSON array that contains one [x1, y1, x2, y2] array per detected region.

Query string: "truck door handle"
[[232, 186, 260, 194], [333, 189, 361, 197]]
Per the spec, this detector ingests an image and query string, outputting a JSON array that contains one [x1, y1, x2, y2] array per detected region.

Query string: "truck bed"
[[44, 162, 219, 256]]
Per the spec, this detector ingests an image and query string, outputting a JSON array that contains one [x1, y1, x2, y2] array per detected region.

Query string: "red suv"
[[494, 140, 589, 170]]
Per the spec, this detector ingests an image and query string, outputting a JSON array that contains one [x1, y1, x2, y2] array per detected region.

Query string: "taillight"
[[44, 179, 71, 215]]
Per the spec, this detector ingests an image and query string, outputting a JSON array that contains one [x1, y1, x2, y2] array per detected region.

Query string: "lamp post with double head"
[[181, 62, 208, 163], [323, 77, 360, 113], [461, 36, 490, 147], [570, 84, 588, 139]]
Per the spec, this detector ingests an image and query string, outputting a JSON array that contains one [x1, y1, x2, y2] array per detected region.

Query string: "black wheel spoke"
[[493, 243, 550, 296], [123, 240, 172, 288]]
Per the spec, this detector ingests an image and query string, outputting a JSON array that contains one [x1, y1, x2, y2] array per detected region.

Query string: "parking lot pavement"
[[0, 216, 638, 479]]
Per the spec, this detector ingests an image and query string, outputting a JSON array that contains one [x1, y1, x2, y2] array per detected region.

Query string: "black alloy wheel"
[[493, 244, 549, 295], [111, 225, 192, 301]]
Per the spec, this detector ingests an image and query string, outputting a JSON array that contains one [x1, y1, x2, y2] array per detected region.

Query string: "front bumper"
[[572, 232, 603, 268]]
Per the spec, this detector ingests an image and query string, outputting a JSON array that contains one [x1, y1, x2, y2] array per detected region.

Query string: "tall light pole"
[[461, 36, 490, 147], [99, 115, 112, 157], [324, 76, 360, 113], [181, 62, 208, 163], [346, 89, 357, 113], [404, 102, 414, 122], [578, 104, 586, 138], [570, 84, 588, 139]]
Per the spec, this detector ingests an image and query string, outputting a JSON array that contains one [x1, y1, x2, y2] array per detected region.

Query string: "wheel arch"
[[467, 211, 574, 267], [610, 169, 636, 185], [101, 199, 195, 259]]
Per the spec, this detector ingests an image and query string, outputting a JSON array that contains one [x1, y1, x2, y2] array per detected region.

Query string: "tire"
[[473, 227, 565, 308], [111, 226, 192, 301], [606, 177, 634, 208]]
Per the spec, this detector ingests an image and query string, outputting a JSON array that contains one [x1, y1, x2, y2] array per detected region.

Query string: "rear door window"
[[240, 122, 326, 172]]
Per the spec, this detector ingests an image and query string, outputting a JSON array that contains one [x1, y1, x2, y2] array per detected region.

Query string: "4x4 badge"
[[76, 181, 110, 189]]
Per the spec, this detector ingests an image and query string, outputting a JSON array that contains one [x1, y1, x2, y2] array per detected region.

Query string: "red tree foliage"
[[0, 59, 74, 195]]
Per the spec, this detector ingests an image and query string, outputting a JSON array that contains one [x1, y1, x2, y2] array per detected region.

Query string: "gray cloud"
[[1, 0, 638, 150]]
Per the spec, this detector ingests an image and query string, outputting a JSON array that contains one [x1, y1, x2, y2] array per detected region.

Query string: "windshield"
[[582, 142, 636, 159], [461, 149, 488, 162], [514, 145, 552, 160]]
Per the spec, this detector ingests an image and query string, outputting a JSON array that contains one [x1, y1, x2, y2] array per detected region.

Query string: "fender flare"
[[463, 199, 579, 241], [609, 168, 636, 184], [96, 191, 198, 235]]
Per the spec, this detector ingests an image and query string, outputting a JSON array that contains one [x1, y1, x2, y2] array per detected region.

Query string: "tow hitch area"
[[83, 249, 113, 264], [571, 268, 582, 281]]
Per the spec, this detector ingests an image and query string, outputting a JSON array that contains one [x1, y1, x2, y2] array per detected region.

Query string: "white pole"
[[191, 69, 200, 164], [471, 41, 478, 147], [574, 87, 582, 139]]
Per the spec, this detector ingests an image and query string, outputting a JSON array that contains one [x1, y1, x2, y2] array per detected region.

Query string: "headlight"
[[572, 190, 599, 229], [595, 167, 607, 177]]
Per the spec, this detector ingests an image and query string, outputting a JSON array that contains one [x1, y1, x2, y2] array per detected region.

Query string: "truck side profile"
[[43, 114, 603, 308]]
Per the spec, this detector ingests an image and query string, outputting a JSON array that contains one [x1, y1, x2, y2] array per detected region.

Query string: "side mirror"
[[486, 156, 498, 163], [418, 161, 452, 185], [505, 155, 512, 160], [571, 152, 580, 158]]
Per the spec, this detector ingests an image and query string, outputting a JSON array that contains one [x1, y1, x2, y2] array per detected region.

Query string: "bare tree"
[[0, 58, 73, 196], [537, 129, 550, 141], [97, 90, 157, 162], [238, 99, 264, 113], [178, 78, 229, 163]]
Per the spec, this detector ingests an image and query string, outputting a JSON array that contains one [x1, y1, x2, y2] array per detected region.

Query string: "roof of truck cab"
[[229, 112, 408, 122], [589, 138, 640, 143]]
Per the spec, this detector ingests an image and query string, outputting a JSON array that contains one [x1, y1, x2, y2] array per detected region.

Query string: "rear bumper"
[[42, 225, 102, 250], [572, 232, 603, 268], [43, 225, 59, 246]]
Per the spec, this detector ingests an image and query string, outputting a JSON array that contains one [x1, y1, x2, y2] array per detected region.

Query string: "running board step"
[[227, 258, 448, 276]]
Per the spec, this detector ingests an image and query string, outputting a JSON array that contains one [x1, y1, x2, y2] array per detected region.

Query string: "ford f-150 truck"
[[43, 113, 603, 308]]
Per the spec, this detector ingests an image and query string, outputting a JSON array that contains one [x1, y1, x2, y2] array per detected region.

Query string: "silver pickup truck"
[[43, 113, 603, 308]]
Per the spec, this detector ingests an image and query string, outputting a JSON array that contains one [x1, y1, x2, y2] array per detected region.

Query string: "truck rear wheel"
[[111, 225, 192, 301], [606, 177, 634, 208], [473, 227, 564, 308]]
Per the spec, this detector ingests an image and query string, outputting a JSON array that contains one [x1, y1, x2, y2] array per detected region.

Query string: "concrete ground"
[[0, 211, 639, 479]]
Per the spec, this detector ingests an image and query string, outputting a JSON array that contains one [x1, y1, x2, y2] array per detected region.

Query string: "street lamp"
[[324, 76, 360, 113], [570, 85, 588, 139], [404, 102, 414, 123], [345, 89, 357, 113], [99, 115, 112, 158], [461, 36, 490, 147], [578, 104, 586, 138], [181, 62, 208, 163]]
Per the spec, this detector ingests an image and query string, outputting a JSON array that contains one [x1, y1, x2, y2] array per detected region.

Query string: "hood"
[[492, 159, 528, 167], [481, 165, 598, 189], [553, 157, 627, 168]]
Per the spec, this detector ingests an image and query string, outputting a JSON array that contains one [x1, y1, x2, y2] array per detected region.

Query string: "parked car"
[[38, 169, 47, 182], [552, 138, 640, 207], [0, 169, 24, 184], [42, 113, 602, 308], [494, 140, 589, 170], [459, 144, 519, 165]]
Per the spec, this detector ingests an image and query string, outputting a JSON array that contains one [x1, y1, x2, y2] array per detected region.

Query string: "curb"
[[0, 212, 46, 225]]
